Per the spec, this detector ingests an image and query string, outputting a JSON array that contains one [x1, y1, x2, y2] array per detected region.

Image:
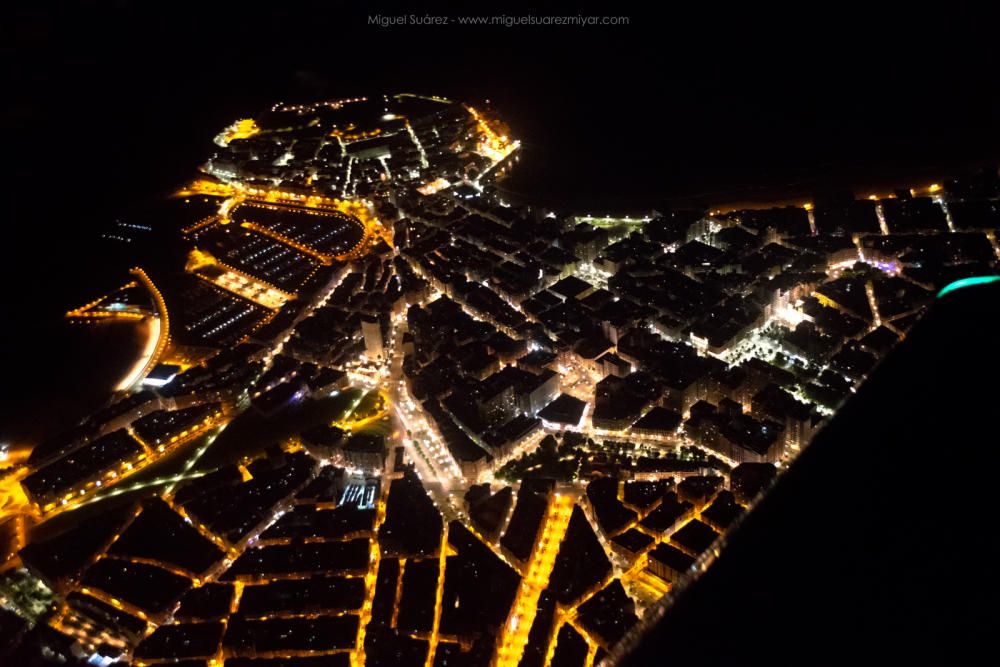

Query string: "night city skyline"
[[2, 3, 999, 666]]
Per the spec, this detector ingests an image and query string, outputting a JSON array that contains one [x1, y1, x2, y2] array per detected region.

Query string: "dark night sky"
[[1, 1, 997, 435]]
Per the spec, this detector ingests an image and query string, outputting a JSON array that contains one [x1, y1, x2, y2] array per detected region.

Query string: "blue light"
[[936, 275, 1000, 298]]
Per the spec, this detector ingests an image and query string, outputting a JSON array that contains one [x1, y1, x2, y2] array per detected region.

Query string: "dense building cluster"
[[3, 93, 999, 666], [205, 95, 508, 198]]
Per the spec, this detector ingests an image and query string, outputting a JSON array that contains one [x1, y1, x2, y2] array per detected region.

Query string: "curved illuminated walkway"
[[115, 267, 171, 391], [63, 267, 171, 392]]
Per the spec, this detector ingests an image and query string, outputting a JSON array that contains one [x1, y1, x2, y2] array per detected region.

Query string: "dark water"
[[1, 319, 145, 443]]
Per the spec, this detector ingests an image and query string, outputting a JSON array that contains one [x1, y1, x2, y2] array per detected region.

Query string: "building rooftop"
[[538, 393, 588, 427]]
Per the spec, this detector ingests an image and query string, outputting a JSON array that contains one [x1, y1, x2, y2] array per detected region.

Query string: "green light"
[[936, 275, 1000, 298]]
